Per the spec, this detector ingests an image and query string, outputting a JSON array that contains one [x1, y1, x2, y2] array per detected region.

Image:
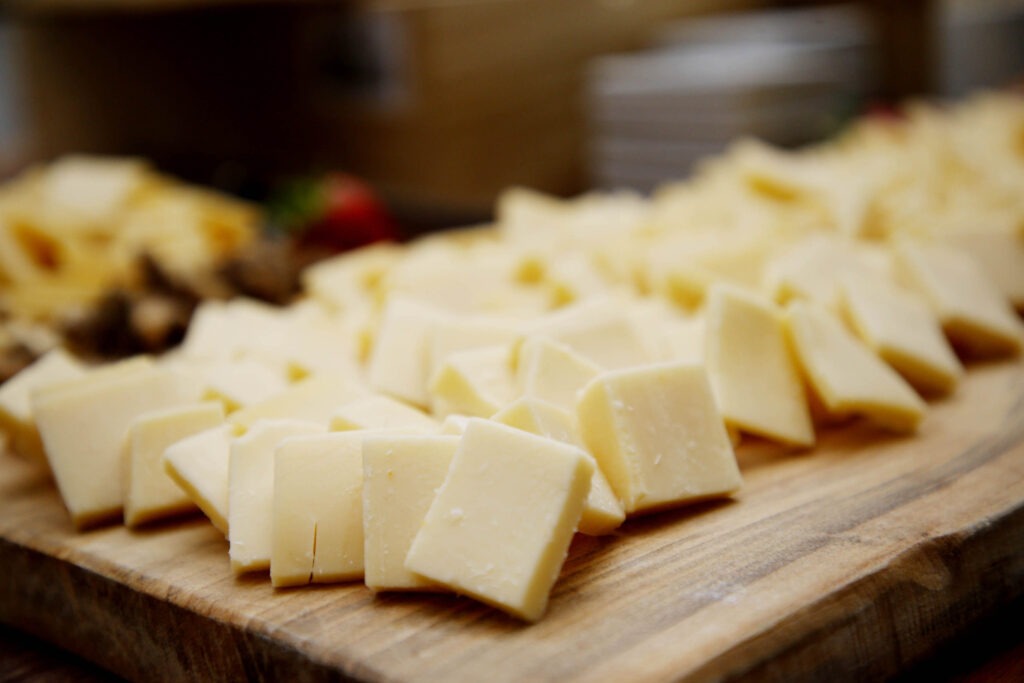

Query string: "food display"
[[1, 92, 1023, 625]]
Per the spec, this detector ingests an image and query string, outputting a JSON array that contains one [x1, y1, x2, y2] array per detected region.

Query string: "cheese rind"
[[362, 434, 459, 591], [125, 401, 224, 527], [576, 363, 742, 515], [229, 419, 325, 573], [785, 301, 927, 432], [404, 419, 593, 622], [705, 284, 814, 447], [163, 424, 234, 534], [271, 432, 366, 587]]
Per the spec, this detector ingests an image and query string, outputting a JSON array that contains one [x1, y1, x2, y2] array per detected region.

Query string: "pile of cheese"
[[2, 92, 1024, 623]]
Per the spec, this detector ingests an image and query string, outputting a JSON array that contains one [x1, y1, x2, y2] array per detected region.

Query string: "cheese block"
[[229, 419, 325, 573], [0, 347, 85, 463], [705, 284, 814, 447], [784, 301, 927, 432], [32, 359, 200, 529], [271, 432, 368, 587], [428, 345, 517, 418], [227, 373, 367, 431], [330, 395, 439, 433], [162, 424, 235, 535], [515, 336, 601, 411], [405, 419, 593, 622], [368, 297, 451, 407], [124, 402, 225, 527], [894, 240, 1023, 357], [493, 397, 624, 535], [362, 434, 459, 591], [838, 274, 963, 395], [576, 363, 742, 515]]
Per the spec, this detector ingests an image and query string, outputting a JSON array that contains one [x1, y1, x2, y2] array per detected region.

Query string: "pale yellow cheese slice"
[[32, 360, 199, 529], [227, 373, 367, 431], [784, 301, 927, 432], [705, 284, 814, 447], [429, 316, 522, 379], [576, 363, 742, 515], [939, 228, 1024, 308], [438, 414, 472, 435], [368, 297, 451, 407], [229, 419, 325, 573], [838, 274, 963, 395], [514, 336, 601, 411], [0, 347, 85, 463], [124, 402, 225, 527], [405, 418, 593, 622], [162, 424, 235, 535], [895, 240, 1023, 357], [493, 397, 624, 536], [428, 345, 517, 418], [194, 357, 290, 412], [527, 298, 653, 370], [271, 432, 367, 587], [330, 394, 439, 433], [362, 434, 459, 592]]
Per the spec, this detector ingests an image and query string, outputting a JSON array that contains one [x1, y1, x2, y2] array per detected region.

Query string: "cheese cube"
[[0, 347, 85, 462], [493, 398, 624, 535], [428, 345, 516, 418], [576, 363, 742, 515], [32, 360, 199, 529], [705, 285, 814, 447], [785, 301, 927, 432], [838, 274, 962, 395], [368, 297, 451, 407], [229, 419, 325, 573], [515, 336, 601, 411], [362, 434, 459, 591], [271, 432, 367, 587], [895, 240, 1023, 357], [125, 402, 225, 527], [330, 395, 439, 433], [162, 424, 235, 535], [227, 373, 367, 431], [405, 419, 593, 622]]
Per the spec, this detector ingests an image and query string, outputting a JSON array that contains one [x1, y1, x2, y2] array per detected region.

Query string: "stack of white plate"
[[587, 4, 874, 192]]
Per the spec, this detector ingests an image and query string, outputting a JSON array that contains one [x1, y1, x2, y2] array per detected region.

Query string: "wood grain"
[[1, 359, 1022, 682]]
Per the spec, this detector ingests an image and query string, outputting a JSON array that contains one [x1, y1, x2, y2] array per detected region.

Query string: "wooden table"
[[1, 358, 1022, 682]]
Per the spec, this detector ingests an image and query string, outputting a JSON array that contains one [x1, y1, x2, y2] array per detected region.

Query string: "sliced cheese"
[[227, 373, 367, 431], [527, 297, 653, 370], [515, 336, 601, 411], [124, 402, 224, 527], [405, 418, 593, 622], [785, 301, 927, 432], [428, 345, 516, 418], [330, 394, 439, 433], [162, 424, 235, 534], [368, 297, 450, 407], [271, 432, 366, 587], [576, 363, 742, 515], [362, 434, 459, 592]]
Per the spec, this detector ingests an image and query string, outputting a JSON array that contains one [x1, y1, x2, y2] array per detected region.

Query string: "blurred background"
[[0, 0, 1023, 226]]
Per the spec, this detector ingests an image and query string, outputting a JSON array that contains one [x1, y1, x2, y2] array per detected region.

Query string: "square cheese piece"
[[362, 434, 459, 591], [271, 432, 367, 587], [405, 419, 593, 622], [493, 397, 624, 536], [705, 284, 814, 448], [576, 363, 742, 515], [785, 301, 927, 432], [428, 345, 517, 418], [229, 419, 325, 573], [125, 402, 225, 527], [330, 395, 439, 433], [515, 335, 601, 411], [368, 297, 451, 407], [32, 360, 200, 529], [163, 424, 235, 535], [228, 373, 367, 431]]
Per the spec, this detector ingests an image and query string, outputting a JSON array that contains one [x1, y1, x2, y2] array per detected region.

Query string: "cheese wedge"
[[124, 402, 224, 527], [162, 424, 235, 534], [576, 363, 742, 515], [405, 418, 593, 622], [330, 395, 439, 433], [229, 419, 325, 573], [838, 274, 962, 395], [271, 432, 367, 587], [785, 301, 927, 432], [493, 397, 624, 535], [705, 284, 814, 447], [362, 434, 459, 591]]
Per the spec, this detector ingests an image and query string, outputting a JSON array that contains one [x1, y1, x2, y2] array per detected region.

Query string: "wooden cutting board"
[[1, 359, 1023, 682]]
